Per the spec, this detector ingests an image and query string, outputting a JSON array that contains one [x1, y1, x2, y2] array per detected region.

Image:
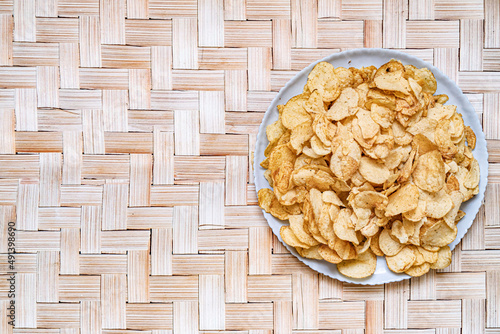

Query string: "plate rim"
[[253, 48, 489, 285]]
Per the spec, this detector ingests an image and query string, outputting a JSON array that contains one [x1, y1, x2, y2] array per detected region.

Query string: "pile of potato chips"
[[258, 60, 480, 279]]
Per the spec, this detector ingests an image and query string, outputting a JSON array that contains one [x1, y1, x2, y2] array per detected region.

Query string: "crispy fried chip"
[[386, 246, 416, 273], [379, 228, 404, 256], [337, 249, 377, 278], [297, 245, 323, 260], [429, 246, 452, 269], [318, 244, 343, 264], [420, 219, 457, 248], [307, 62, 341, 102], [289, 214, 319, 247], [405, 262, 431, 277], [359, 157, 391, 185], [413, 150, 446, 193], [280, 226, 311, 248], [385, 183, 419, 216]]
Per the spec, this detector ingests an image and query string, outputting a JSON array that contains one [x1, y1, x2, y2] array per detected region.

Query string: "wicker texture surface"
[[0, 0, 499, 333]]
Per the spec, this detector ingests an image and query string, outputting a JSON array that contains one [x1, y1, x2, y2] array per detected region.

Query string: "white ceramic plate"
[[253, 48, 488, 285]]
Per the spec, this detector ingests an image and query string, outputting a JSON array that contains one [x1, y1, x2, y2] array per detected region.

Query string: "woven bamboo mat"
[[0, 0, 499, 333]]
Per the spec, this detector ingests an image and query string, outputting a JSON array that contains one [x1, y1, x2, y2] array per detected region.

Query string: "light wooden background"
[[0, 0, 499, 333]]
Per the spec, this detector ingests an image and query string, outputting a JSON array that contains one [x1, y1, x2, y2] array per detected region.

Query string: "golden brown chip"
[[371, 103, 395, 128], [318, 204, 336, 242], [358, 157, 391, 185], [386, 246, 416, 273], [280, 226, 311, 248], [435, 118, 458, 159], [420, 219, 457, 248], [413, 150, 446, 193], [429, 246, 452, 269], [421, 189, 453, 219], [329, 234, 358, 260], [281, 94, 312, 130], [290, 121, 314, 154], [464, 126, 476, 149], [403, 198, 427, 222], [318, 244, 343, 264], [296, 245, 324, 260], [443, 191, 464, 228], [307, 62, 341, 102], [385, 183, 419, 217], [464, 158, 480, 189], [334, 208, 360, 245], [417, 246, 438, 264], [288, 215, 319, 247], [337, 248, 377, 279], [305, 90, 326, 114], [326, 87, 359, 121], [412, 133, 438, 156], [405, 262, 431, 277], [379, 228, 404, 256]]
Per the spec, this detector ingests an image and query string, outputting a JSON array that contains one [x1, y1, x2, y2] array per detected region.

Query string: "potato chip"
[[371, 103, 395, 128], [427, 103, 455, 122], [403, 197, 427, 222], [443, 191, 464, 228], [329, 234, 358, 260], [310, 135, 331, 156], [280, 226, 311, 248], [449, 113, 465, 142], [420, 219, 457, 248], [379, 228, 404, 256], [330, 140, 362, 181], [353, 191, 388, 210], [435, 118, 458, 159], [358, 157, 390, 185], [296, 245, 323, 260], [337, 248, 377, 278], [464, 126, 476, 149], [361, 218, 380, 237], [397, 148, 416, 184], [305, 89, 326, 114], [267, 119, 287, 144], [421, 189, 453, 219], [290, 121, 314, 154], [405, 262, 431, 277], [413, 150, 446, 193], [376, 60, 405, 77], [313, 113, 336, 146], [385, 183, 419, 216], [391, 220, 409, 244], [374, 71, 411, 95], [411, 67, 437, 94], [392, 121, 413, 146], [281, 94, 312, 130], [464, 158, 480, 189], [429, 246, 452, 269], [356, 108, 380, 139], [326, 87, 359, 121], [407, 118, 438, 142], [417, 246, 438, 264], [323, 190, 344, 206], [318, 244, 343, 264], [307, 62, 341, 102], [289, 214, 319, 247], [334, 208, 360, 245], [386, 246, 416, 273], [318, 204, 336, 242], [412, 133, 438, 156]]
